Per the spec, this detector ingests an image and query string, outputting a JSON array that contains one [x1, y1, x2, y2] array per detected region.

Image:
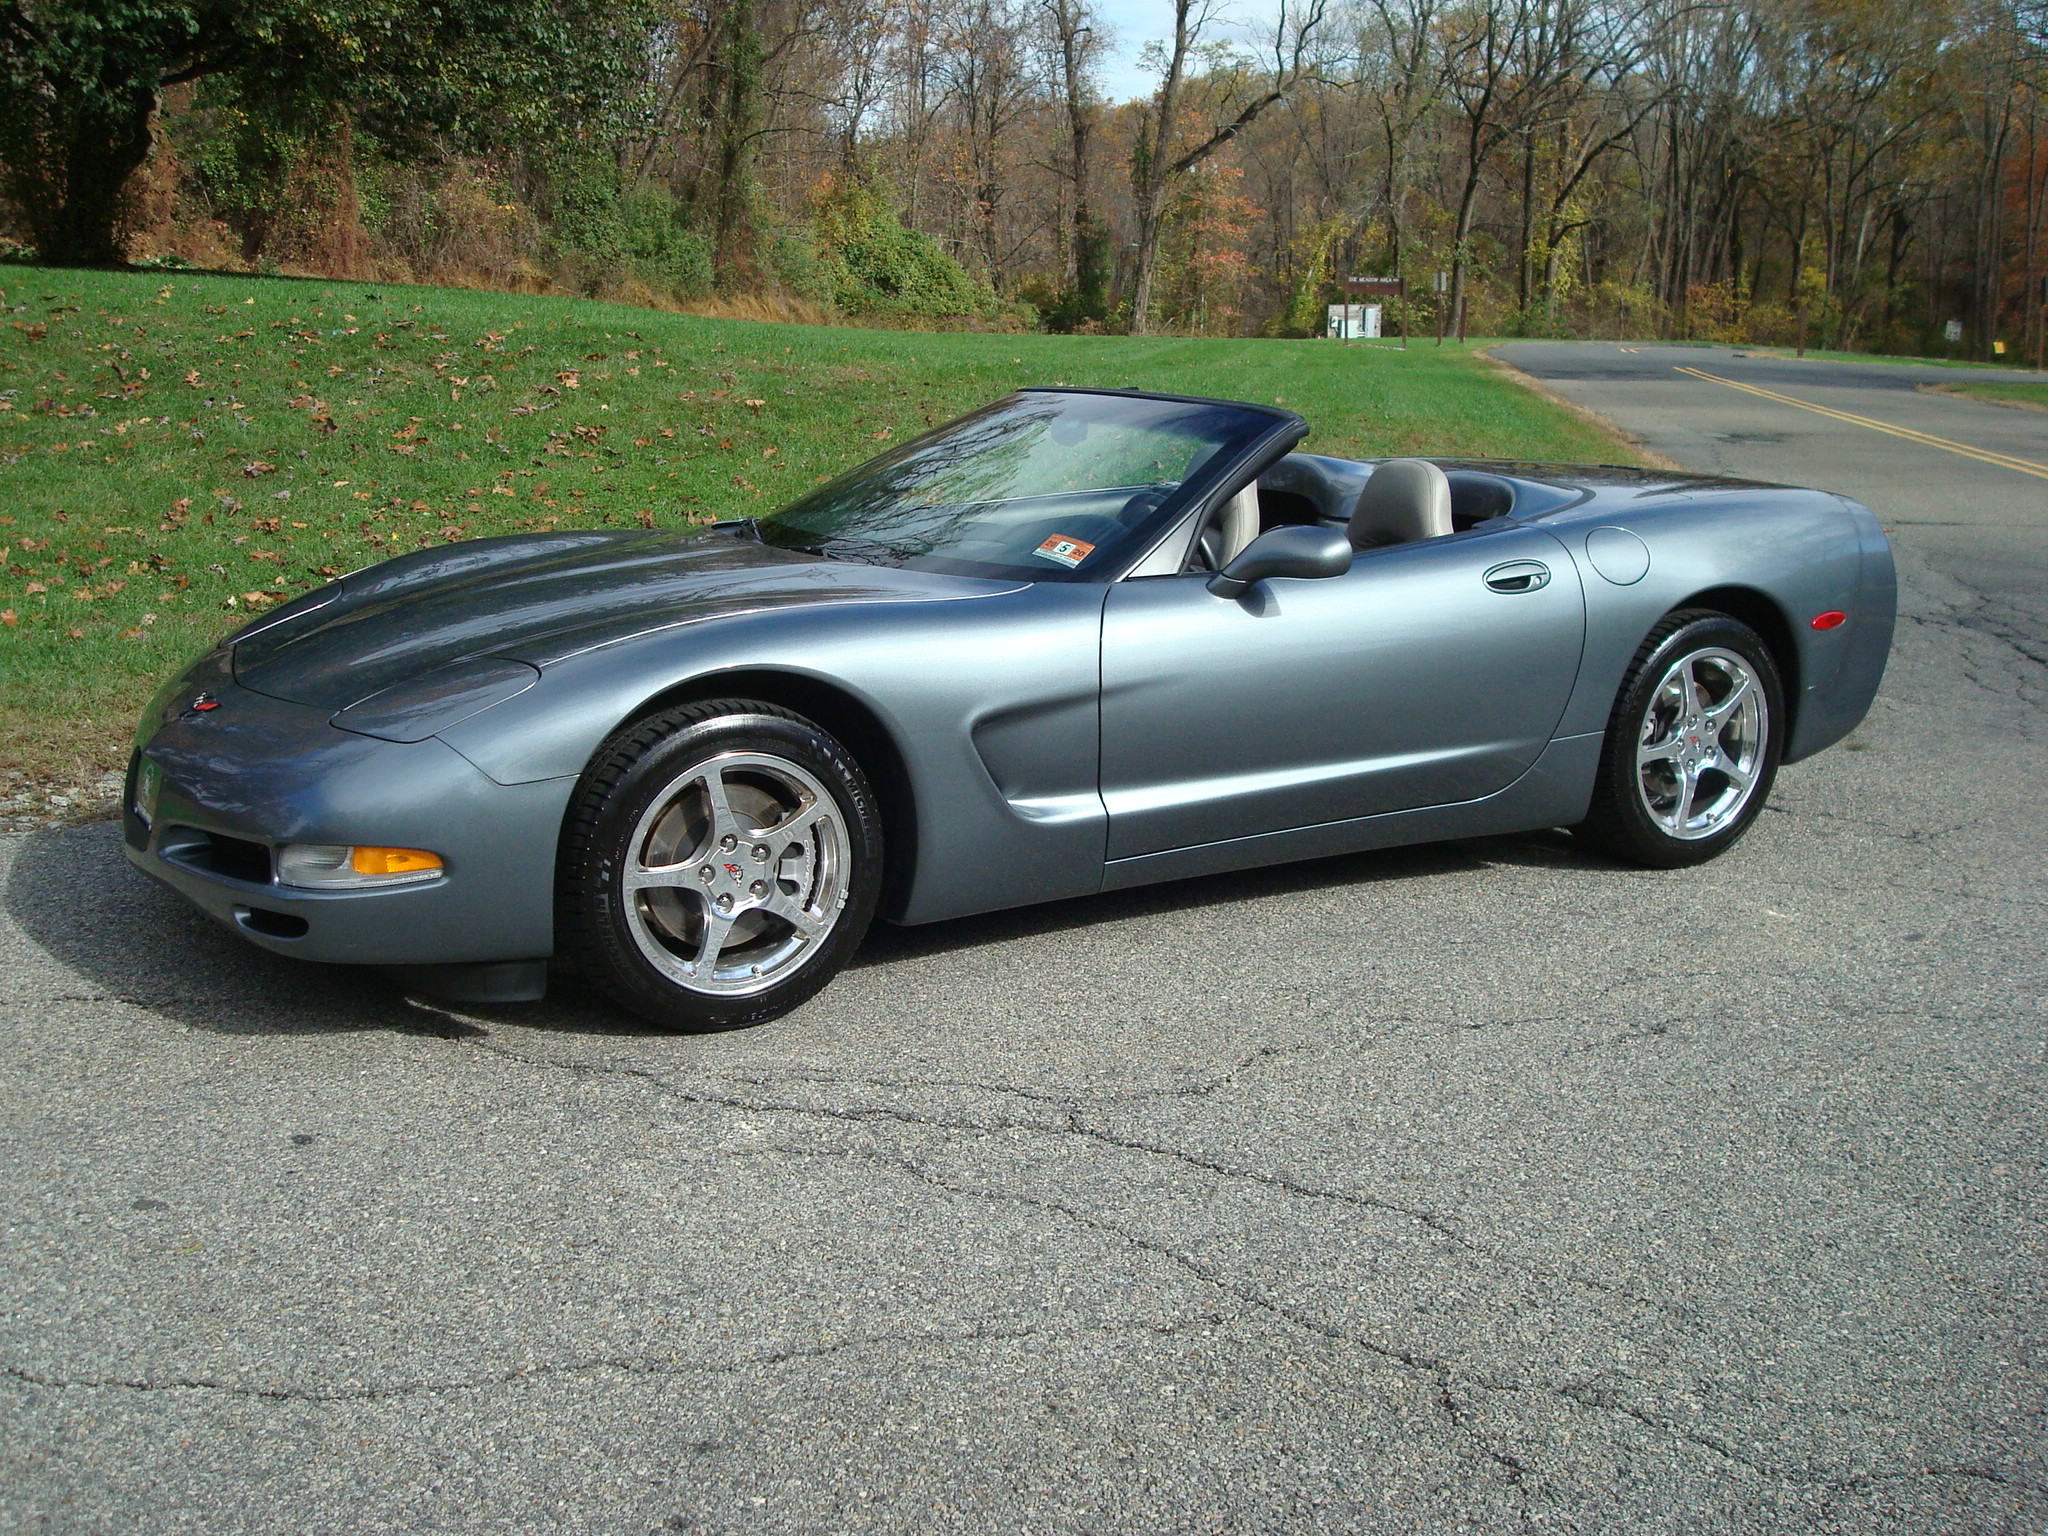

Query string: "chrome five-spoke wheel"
[[623, 751, 850, 996], [1633, 646, 1767, 840], [560, 700, 883, 1029], [1576, 610, 1784, 868]]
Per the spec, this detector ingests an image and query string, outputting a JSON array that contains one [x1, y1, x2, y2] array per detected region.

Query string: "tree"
[[0, 0, 646, 265], [1360, 0, 1452, 319], [935, 0, 1035, 286], [1125, 0, 1327, 333], [1036, 0, 1110, 320]]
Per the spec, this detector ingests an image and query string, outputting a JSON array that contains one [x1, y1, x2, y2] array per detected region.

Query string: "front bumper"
[[126, 670, 575, 967]]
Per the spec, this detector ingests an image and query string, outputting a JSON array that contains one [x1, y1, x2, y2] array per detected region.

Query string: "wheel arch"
[[598, 668, 920, 921], [1667, 584, 1800, 737]]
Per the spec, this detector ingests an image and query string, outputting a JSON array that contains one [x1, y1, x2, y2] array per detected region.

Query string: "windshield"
[[755, 390, 1284, 581]]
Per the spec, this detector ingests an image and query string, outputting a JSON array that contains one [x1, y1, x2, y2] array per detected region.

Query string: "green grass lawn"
[[1923, 378, 2048, 411], [0, 266, 1632, 788]]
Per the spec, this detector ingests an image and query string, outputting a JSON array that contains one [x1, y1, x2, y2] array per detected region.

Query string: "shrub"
[[809, 177, 998, 319], [618, 187, 714, 299]]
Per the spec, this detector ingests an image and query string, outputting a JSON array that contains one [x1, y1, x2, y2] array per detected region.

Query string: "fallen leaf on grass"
[[0, 610, 15, 627]]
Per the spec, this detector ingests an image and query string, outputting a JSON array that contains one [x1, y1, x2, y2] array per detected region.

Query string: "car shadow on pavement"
[[848, 830, 1591, 969], [5, 818, 1603, 1040]]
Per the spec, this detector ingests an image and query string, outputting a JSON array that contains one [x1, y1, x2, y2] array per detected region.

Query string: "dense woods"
[[3, 0, 2046, 355]]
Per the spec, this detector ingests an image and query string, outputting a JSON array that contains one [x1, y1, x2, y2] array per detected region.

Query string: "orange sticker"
[[1033, 533, 1096, 569]]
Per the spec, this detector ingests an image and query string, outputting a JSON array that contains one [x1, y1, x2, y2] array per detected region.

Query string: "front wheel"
[[1573, 611, 1783, 868], [558, 700, 882, 1029]]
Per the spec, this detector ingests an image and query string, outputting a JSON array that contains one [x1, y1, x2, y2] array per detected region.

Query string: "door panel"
[[1100, 527, 1585, 861]]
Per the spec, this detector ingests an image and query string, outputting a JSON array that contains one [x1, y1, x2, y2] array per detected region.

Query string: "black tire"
[[1572, 610, 1784, 869], [558, 699, 883, 1030]]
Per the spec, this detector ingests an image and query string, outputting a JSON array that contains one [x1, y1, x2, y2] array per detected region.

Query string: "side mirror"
[[1206, 525, 1353, 599]]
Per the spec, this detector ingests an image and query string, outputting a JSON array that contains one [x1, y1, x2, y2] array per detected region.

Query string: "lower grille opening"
[[236, 907, 310, 939], [161, 827, 273, 884]]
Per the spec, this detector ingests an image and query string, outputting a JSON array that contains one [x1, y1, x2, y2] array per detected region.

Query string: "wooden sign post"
[[1343, 275, 1408, 349]]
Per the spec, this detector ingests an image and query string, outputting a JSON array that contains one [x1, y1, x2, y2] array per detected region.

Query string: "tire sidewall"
[[1590, 614, 1785, 868], [566, 705, 882, 1029]]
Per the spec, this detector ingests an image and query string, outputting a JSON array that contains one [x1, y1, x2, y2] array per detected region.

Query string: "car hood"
[[231, 527, 1015, 710]]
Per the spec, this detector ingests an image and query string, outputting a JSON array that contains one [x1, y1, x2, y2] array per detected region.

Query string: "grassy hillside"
[[0, 266, 1633, 790]]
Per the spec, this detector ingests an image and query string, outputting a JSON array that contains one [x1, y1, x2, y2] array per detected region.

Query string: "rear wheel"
[[559, 700, 882, 1029], [1573, 611, 1782, 868]]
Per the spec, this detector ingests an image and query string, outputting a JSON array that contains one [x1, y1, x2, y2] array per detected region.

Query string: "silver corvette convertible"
[[127, 387, 1895, 1027]]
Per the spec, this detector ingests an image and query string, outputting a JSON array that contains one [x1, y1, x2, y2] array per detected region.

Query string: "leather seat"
[[1348, 459, 1453, 549]]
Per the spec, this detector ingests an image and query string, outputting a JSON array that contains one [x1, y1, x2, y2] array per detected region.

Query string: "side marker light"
[[351, 846, 443, 877], [1810, 611, 1847, 631]]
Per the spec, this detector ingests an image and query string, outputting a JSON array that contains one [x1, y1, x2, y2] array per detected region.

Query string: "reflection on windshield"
[[756, 391, 1277, 582]]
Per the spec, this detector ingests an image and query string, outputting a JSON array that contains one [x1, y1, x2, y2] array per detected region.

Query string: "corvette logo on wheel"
[[723, 862, 743, 878]]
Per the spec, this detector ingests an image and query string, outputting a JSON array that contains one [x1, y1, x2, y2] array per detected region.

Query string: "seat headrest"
[[1348, 459, 1453, 550]]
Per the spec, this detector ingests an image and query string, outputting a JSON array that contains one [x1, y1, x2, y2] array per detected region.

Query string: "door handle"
[[1483, 559, 1551, 593]]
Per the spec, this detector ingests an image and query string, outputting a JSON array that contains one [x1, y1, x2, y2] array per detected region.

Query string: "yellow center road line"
[[1673, 366, 2048, 482]]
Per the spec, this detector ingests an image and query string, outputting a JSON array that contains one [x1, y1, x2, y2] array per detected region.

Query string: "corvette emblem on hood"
[[186, 692, 221, 715]]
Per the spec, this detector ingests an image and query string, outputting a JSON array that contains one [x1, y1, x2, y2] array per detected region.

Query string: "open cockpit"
[[1185, 454, 1585, 572]]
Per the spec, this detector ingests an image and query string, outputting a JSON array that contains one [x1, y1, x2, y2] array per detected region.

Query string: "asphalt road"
[[3, 343, 2044, 1534]]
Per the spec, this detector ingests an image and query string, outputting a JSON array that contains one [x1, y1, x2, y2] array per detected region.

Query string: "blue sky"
[[1089, 0, 1275, 103]]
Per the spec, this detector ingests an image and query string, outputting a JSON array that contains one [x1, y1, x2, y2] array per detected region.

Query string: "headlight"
[[277, 844, 444, 889]]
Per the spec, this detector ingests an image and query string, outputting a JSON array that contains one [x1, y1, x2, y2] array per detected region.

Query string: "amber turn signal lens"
[[350, 846, 444, 876]]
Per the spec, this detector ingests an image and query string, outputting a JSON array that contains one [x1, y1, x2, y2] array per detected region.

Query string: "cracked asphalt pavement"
[[4, 344, 2045, 1533]]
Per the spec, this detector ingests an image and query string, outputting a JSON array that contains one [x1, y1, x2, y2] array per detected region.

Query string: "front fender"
[[435, 585, 1112, 925]]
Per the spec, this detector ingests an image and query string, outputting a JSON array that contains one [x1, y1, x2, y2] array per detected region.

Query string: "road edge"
[[1479, 348, 1689, 472], [1918, 381, 2048, 416]]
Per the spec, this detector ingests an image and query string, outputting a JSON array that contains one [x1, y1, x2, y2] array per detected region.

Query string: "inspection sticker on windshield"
[[1033, 534, 1096, 569]]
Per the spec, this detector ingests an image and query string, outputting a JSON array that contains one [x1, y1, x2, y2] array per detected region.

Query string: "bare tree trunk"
[[1126, 0, 1196, 334], [1128, 0, 1324, 333], [3, 82, 157, 265], [1042, 0, 1106, 312]]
